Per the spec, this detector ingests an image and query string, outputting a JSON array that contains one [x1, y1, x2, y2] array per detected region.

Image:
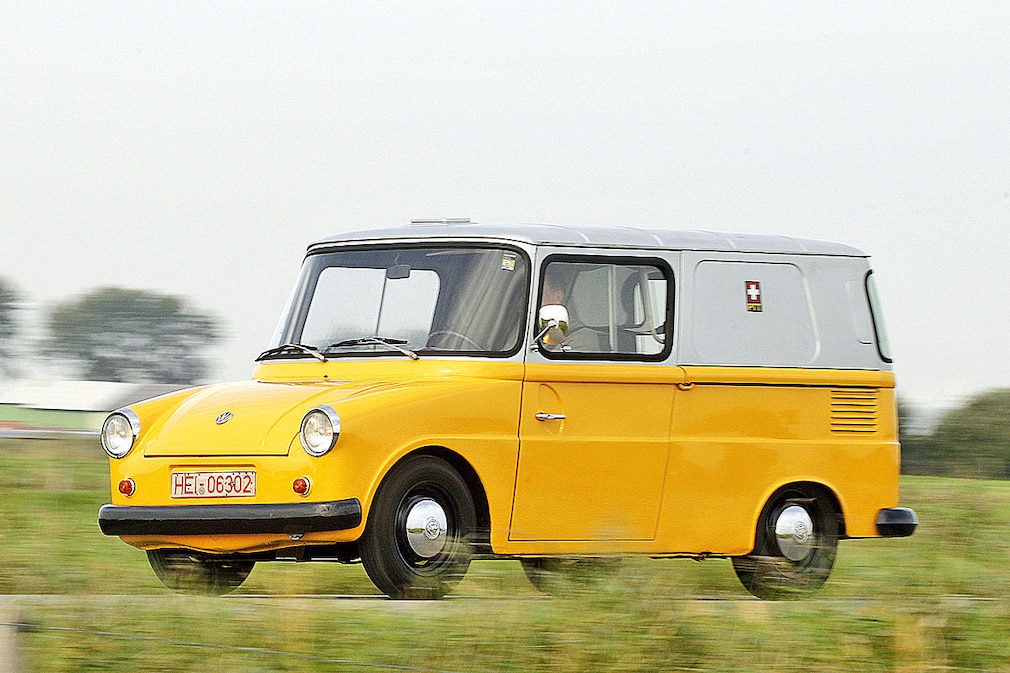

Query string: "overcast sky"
[[2, 2, 1008, 408]]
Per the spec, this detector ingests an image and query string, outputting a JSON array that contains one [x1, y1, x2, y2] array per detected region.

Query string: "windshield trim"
[[272, 242, 533, 361]]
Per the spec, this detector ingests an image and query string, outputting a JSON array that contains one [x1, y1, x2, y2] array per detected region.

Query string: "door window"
[[538, 257, 672, 360]]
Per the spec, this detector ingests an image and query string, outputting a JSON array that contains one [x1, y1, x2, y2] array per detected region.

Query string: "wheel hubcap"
[[774, 504, 815, 562], [404, 498, 448, 559]]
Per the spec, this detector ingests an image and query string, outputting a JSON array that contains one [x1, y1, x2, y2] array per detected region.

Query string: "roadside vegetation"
[[902, 389, 1010, 481], [2, 437, 1009, 672]]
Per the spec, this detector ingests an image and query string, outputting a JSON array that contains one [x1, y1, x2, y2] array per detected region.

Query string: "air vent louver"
[[830, 389, 878, 433]]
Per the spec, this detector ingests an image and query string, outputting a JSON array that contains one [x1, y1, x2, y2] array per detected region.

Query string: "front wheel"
[[147, 550, 254, 595], [732, 485, 839, 600], [359, 455, 476, 599]]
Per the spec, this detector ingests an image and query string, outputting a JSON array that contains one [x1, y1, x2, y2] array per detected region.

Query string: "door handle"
[[535, 412, 566, 422]]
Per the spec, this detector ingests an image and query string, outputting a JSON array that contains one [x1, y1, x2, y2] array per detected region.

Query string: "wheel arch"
[[748, 480, 847, 551], [378, 446, 492, 550]]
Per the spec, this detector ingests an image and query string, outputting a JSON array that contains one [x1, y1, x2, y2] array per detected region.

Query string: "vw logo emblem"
[[793, 522, 810, 545], [423, 517, 442, 540], [215, 411, 233, 425]]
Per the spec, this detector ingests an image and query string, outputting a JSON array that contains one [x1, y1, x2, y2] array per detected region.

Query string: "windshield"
[[269, 245, 531, 358]]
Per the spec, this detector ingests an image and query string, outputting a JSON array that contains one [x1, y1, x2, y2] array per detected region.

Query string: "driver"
[[540, 266, 602, 353]]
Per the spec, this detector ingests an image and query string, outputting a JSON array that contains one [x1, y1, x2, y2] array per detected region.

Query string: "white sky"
[[2, 2, 1008, 409]]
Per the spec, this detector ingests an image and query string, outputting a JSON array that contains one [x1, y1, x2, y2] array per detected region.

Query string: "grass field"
[[2, 437, 1009, 672]]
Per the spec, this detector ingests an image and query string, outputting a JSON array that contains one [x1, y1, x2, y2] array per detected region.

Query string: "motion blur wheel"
[[359, 455, 476, 599], [520, 557, 623, 595], [147, 550, 254, 595], [732, 485, 839, 600]]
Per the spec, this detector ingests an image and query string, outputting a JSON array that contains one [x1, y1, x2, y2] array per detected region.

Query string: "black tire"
[[359, 455, 476, 599], [520, 557, 623, 595], [147, 550, 254, 595], [732, 485, 839, 600]]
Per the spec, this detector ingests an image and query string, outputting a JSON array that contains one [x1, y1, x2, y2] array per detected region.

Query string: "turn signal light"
[[292, 477, 311, 496], [118, 478, 136, 497]]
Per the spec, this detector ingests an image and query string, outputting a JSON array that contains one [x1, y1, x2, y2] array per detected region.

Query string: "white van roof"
[[311, 222, 866, 257]]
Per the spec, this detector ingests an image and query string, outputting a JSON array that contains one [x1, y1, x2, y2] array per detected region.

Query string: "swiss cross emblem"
[[746, 281, 762, 312]]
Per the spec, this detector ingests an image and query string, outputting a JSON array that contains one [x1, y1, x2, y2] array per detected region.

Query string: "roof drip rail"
[[410, 218, 472, 226]]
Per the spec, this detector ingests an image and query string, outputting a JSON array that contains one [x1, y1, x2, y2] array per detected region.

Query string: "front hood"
[[141, 379, 382, 457]]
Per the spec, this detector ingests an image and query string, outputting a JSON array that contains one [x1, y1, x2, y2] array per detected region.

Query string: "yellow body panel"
[[107, 359, 900, 557], [660, 367, 899, 554], [111, 359, 524, 553], [509, 364, 680, 543]]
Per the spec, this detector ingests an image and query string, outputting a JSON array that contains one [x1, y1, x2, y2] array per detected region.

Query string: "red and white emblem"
[[746, 281, 762, 312]]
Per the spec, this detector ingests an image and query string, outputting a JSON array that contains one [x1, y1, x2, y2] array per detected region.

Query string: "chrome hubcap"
[[404, 498, 448, 559], [775, 505, 815, 562]]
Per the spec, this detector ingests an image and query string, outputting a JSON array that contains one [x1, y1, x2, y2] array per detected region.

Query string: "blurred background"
[[3, 2, 1010, 471], [2, 5, 1010, 670], [2, 2, 1009, 401]]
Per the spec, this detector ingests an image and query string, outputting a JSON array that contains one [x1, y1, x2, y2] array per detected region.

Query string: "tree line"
[[901, 390, 1010, 481], [0, 276, 218, 385]]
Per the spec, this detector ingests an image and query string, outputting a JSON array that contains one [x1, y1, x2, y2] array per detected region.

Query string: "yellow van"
[[99, 221, 916, 599]]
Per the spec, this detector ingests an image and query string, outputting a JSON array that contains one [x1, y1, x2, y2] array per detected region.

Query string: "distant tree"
[[46, 287, 220, 384], [906, 390, 1010, 480], [897, 395, 929, 475], [897, 396, 915, 442], [0, 277, 18, 375]]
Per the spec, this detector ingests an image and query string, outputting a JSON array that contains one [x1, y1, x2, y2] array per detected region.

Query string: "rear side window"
[[538, 257, 672, 360], [865, 271, 893, 363]]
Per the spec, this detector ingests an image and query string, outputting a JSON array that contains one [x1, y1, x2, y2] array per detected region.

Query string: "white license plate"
[[171, 470, 256, 498]]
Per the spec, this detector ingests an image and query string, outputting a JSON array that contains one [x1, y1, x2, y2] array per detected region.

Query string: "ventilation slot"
[[830, 389, 878, 433]]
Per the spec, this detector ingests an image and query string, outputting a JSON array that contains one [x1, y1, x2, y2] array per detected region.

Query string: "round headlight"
[[300, 406, 340, 457], [101, 409, 141, 458]]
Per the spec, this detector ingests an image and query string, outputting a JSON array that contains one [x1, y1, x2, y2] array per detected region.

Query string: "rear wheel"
[[147, 550, 254, 595], [359, 455, 476, 599], [732, 485, 839, 600]]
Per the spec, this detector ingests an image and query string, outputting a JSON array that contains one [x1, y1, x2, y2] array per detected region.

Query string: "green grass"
[[2, 438, 1009, 672]]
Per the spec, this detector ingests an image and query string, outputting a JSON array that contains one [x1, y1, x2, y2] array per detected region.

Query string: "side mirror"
[[386, 264, 411, 280], [535, 305, 569, 346]]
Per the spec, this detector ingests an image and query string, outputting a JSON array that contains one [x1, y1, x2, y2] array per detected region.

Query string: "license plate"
[[171, 470, 256, 498]]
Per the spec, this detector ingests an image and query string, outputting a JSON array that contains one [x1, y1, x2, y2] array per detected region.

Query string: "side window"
[[539, 258, 672, 360], [865, 271, 893, 363]]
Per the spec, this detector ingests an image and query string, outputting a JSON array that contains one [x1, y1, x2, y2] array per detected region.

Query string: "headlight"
[[299, 406, 341, 457], [101, 409, 141, 458]]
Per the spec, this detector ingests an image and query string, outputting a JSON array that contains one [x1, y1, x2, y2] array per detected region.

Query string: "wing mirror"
[[386, 264, 411, 280], [534, 305, 569, 346]]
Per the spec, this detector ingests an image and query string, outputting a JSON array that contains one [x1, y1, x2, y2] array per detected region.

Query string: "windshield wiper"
[[325, 337, 420, 361], [255, 343, 328, 362]]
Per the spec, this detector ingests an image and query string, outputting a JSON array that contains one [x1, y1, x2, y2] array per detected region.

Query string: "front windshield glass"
[[272, 246, 530, 357]]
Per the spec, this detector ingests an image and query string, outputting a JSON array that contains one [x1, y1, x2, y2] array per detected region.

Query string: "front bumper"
[[98, 498, 362, 537], [875, 507, 918, 537]]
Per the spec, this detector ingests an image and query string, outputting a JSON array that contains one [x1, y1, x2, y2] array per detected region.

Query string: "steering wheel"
[[425, 330, 484, 351]]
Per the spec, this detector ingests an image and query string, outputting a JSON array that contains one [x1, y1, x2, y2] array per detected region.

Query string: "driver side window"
[[539, 257, 672, 359]]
